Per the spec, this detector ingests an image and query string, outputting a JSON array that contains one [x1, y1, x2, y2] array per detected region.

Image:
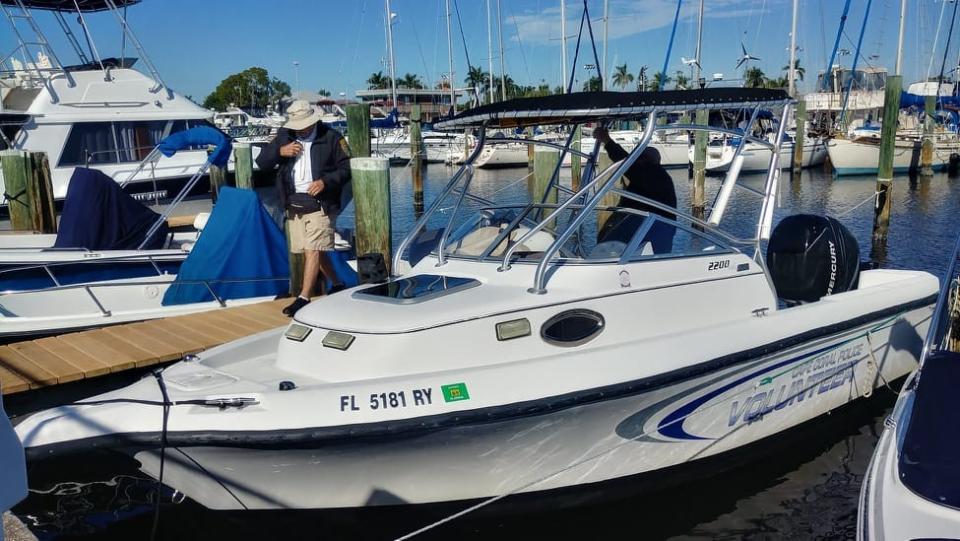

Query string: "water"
[[11, 164, 960, 540]]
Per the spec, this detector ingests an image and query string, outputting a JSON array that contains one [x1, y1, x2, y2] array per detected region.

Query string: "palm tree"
[[765, 76, 789, 89], [744, 67, 767, 88], [366, 71, 391, 90], [647, 71, 672, 91], [674, 71, 690, 90], [464, 66, 489, 97], [398, 73, 424, 89], [782, 59, 805, 82], [582, 76, 602, 92], [612, 63, 634, 89], [318, 88, 331, 97]]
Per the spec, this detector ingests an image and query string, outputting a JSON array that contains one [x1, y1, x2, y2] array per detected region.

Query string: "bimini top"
[[0, 0, 139, 11], [433, 88, 792, 130]]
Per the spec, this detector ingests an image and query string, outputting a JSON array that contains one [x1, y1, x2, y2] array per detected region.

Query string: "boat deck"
[[0, 299, 289, 394]]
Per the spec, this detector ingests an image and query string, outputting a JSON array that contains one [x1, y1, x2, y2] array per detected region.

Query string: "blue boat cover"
[[158, 126, 232, 167], [161, 187, 289, 305], [53, 167, 168, 250]]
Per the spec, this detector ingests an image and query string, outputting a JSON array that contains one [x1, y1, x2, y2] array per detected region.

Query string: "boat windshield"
[[435, 204, 734, 265]]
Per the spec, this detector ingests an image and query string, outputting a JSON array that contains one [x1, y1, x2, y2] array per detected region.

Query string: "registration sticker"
[[441, 382, 470, 402]]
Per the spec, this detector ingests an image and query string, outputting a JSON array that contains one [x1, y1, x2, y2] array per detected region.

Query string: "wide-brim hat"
[[284, 99, 322, 131]]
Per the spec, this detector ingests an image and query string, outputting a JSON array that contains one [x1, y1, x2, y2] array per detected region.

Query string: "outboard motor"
[[766, 214, 860, 303]]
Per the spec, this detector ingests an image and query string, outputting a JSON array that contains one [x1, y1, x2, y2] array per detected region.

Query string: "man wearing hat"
[[257, 99, 352, 315]]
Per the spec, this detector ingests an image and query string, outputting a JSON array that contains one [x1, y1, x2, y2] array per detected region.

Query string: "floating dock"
[[0, 299, 289, 394]]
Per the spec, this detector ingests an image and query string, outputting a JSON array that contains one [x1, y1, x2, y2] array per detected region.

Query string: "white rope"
[[835, 190, 881, 217]]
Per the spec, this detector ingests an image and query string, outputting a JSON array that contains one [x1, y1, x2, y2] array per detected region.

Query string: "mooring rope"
[[834, 190, 882, 217]]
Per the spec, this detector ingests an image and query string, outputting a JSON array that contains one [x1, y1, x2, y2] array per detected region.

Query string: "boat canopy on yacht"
[[161, 187, 289, 306], [54, 167, 168, 251], [434, 88, 791, 130], [0, 0, 140, 11], [158, 126, 231, 167]]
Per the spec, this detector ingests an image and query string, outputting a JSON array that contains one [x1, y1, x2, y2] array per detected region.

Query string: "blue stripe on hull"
[[0, 260, 184, 292]]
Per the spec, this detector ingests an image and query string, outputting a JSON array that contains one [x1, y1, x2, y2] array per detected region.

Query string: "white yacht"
[[696, 134, 828, 174], [16, 89, 937, 515], [858, 235, 960, 540], [0, 0, 215, 199]]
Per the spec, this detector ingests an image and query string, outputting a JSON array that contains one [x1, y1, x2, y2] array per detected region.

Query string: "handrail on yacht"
[[435, 165, 476, 266], [0, 250, 183, 279], [709, 105, 762, 226], [529, 109, 660, 293], [392, 125, 488, 275], [664, 124, 776, 150], [137, 159, 213, 250], [919, 233, 960, 364]]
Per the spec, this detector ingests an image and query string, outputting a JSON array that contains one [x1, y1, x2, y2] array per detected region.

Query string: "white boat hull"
[[828, 137, 960, 176], [696, 139, 828, 174]]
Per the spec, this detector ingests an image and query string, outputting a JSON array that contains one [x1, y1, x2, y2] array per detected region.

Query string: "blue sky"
[[3, 0, 958, 102]]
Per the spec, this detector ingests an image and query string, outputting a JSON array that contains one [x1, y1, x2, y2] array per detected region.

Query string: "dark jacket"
[[605, 140, 676, 220], [256, 123, 351, 214]]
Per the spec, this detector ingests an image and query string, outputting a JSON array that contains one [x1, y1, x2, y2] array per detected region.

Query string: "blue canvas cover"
[[53, 167, 168, 250], [161, 187, 289, 305], [158, 126, 232, 167]]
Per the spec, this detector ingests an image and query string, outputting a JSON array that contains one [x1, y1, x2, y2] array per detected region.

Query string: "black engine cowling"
[[766, 214, 860, 303]]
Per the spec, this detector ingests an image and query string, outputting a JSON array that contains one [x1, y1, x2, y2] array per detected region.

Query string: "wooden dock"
[[0, 299, 290, 395]]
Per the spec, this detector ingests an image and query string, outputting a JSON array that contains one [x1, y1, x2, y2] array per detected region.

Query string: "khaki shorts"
[[287, 209, 337, 253]]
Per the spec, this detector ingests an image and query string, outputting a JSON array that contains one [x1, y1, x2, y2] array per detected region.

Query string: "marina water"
[[12, 164, 960, 540]]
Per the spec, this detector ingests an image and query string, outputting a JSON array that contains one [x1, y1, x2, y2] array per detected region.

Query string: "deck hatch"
[[352, 275, 479, 304]]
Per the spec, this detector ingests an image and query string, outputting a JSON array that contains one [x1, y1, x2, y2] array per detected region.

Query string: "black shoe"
[[282, 296, 310, 316], [327, 283, 346, 295]]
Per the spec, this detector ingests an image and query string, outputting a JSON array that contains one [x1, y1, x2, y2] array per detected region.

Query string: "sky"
[[2, 0, 959, 103]]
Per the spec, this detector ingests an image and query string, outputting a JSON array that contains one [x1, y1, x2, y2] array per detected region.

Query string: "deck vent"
[[541, 309, 605, 347], [496, 318, 531, 341], [285, 324, 312, 342]]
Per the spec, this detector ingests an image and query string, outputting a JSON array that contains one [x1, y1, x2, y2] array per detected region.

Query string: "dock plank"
[[7, 341, 86, 384], [1, 299, 293, 395], [32, 337, 113, 378], [0, 346, 59, 387], [166, 214, 197, 228]]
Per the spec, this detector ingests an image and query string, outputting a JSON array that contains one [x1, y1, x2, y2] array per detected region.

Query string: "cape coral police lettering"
[[442, 383, 470, 402]]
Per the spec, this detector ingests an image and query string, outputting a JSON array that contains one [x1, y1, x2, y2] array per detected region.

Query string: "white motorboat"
[[695, 134, 828, 174], [373, 128, 468, 164], [857, 234, 960, 541], [0, 390, 26, 525], [827, 134, 960, 176], [16, 89, 937, 516], [0, 0, 218, 200]]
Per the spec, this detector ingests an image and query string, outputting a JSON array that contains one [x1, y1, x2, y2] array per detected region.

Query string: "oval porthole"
[[541, 309, 605, 347]]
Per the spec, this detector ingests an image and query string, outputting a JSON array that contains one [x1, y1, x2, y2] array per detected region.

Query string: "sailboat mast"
[[446, 0, 455, 110], [385, 0, 397, 110], [694, 0, 703, 85], [560, 0, 567, 91], [498, 0, 506, 101], [788, 0, 798, 96], [487, 0, 494, 103], [602, 0, 609, 91], [895, 0, 906, 75]]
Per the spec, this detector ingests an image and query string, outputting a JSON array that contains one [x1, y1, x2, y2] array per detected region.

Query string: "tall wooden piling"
[[352, 157, 393, 272], [570, 126, 582, 191], [532, 147, 560, 205], [921, 94, 935, 177], [233, 143, 253, 190], [597, 149, 622, 232], [874, 74, 903, 243], [0, 150, 56, 233], [345, 104, 371, 158], [208, 144, 226, 203], [526, 128, 535, 173], [792, 98, 806, 173], [410, 104, 424, 213], [692, 108, 708, 219]]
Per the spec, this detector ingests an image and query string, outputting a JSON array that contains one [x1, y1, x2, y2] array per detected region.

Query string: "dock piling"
[[692, 109, 708, 219], [597, 149, 621, 231], [920, 94, 935, 177], [208, 146, 226, 203], [410, 104, 424, 213], [233, 143, 253, 190], [0, 150, 56, 233], [352, 157, 393, 273], [345, 104, 371, 158], [571, 126, 582, 191], [792, 99, 806, 174], [874, 74, 903, 243]]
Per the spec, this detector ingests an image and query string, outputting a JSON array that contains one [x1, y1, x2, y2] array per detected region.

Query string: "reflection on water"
[[13, 164, 960, 540]]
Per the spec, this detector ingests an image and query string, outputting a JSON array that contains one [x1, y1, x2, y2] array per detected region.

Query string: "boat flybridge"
[[858, 234, 960, 541], [0, 0, 214, 200], [16, 88, 938, 517]]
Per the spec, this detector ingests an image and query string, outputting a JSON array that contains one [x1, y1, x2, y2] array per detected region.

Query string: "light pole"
[[293, 61, 301, 95]]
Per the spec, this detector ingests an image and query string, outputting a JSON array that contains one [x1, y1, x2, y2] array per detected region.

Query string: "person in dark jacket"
[[594, 127, 677, 254], [256, 99, 352, 315]]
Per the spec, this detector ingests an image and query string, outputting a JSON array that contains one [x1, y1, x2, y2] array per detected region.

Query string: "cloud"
[[510, 0, 779, 44]]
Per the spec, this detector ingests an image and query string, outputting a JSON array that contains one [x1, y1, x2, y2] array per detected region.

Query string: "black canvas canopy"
[[433, 88, 792, 130], [0, 0, 139, 12]]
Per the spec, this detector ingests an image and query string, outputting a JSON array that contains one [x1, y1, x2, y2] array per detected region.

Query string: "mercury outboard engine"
[[766, 214, 860, 303]]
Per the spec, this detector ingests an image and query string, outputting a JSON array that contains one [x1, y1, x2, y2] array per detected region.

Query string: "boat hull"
[[698, 139, 828, 174], [134, 301, 930, 511], [828, 137, 960, 176]]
